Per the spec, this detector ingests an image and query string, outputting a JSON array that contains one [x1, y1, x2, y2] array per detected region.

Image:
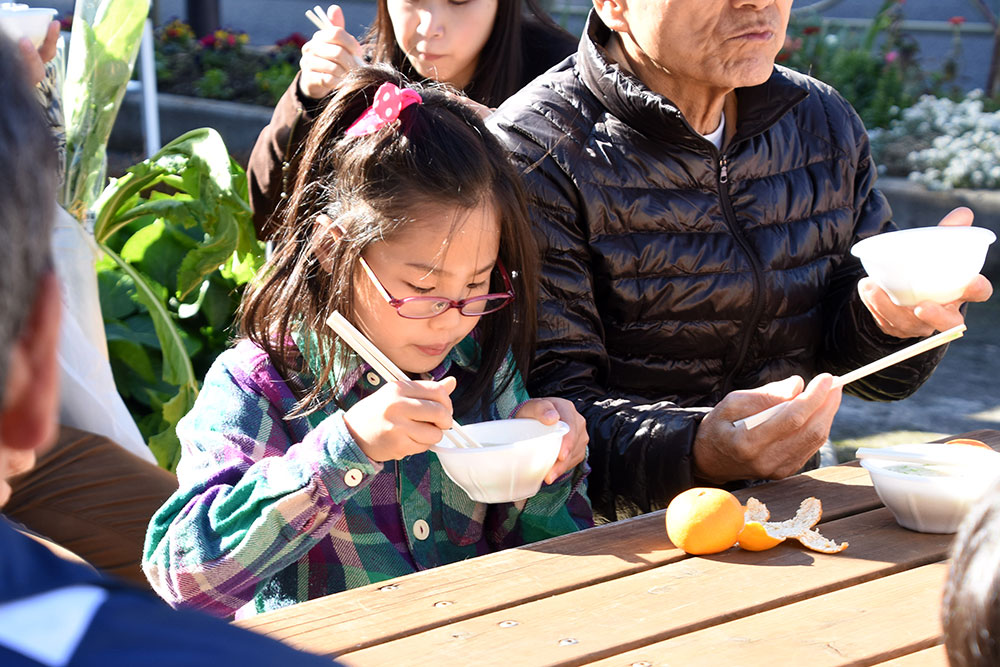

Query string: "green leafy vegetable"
[[61, 0, 151, 221], [93, 129, 265, 468]]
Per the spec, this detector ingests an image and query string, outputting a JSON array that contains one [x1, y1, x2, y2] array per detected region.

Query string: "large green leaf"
[[99, 244, 197, 391], [106, 338, 158, 383], [148, 385, 198, 470], [97, 264, 139, 320]]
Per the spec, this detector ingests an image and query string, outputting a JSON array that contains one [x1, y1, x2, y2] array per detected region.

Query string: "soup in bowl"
[[860, 442, 1000, 533]]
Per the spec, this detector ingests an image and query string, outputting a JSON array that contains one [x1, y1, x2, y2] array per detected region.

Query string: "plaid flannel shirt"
[[143, 336, 592, 619]]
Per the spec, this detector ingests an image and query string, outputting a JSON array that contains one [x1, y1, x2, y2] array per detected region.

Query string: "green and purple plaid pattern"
[[143, 336, 592, 619]]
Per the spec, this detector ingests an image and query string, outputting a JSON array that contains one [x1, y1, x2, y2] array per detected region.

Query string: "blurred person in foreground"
[[488, 0, 993, 520], [0, 32, 333, 666], [943, 473, 1000, 666], [1, 21, 179, 590]]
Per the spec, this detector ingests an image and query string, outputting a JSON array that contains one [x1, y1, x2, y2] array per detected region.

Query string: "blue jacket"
[[0, 517, 331, 666]]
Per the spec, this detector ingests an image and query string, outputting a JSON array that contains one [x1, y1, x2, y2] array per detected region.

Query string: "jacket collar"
[[578, 10, 809, 148]]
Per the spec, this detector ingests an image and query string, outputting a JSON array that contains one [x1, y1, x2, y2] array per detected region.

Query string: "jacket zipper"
[[716, 153, 765, 397]]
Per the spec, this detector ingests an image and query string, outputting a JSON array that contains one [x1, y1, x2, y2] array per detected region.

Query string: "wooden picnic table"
[[237, 429, 1000, 665]]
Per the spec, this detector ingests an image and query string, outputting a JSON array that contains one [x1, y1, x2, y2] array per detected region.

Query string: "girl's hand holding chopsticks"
[[515, 398, 589, 484], [343, 376, 459, 462], [300, 4, 366, 99]]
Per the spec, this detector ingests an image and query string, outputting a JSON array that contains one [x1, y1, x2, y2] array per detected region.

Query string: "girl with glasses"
[[143, 66, 592, 619]]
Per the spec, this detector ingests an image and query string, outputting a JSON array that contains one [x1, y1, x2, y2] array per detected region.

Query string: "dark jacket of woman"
[[247, 21, 577, 240], [487, 12, 947, 520]]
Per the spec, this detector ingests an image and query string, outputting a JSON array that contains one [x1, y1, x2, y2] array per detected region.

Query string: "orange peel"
[[736, 496, 848, 554], [944, 438, 994, 451]]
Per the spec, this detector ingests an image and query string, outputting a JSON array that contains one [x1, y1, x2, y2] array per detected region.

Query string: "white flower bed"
[[870, 91, 1000, 191]]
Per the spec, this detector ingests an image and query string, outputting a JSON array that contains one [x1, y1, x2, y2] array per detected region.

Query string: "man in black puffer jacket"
[[489, 1, 993, 520]]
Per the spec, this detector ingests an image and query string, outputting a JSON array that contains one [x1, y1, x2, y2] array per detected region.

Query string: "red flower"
[[276, 32, 308, 49], [949, 16, 966, 26], [776, 52, 790, 62], [198, 34, 215, 47], [802, 26, 820, 35], [226, 33, 236, 46], [58, 14, 73, 31]]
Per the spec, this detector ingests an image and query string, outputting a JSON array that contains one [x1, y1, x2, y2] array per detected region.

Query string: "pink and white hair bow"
[[345, 82, 423, 137]]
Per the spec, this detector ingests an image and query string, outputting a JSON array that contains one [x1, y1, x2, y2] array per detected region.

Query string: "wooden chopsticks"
[[735, 324, 967, 431], [326, 311, 481, 449], [304, 5, 366, 68]]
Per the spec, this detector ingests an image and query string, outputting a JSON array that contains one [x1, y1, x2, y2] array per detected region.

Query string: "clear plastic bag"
[[52, 205, 152, 462]]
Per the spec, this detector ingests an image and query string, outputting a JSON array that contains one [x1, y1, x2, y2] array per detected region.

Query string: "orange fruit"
[[945, 438, 994, 451], [665, 487, 744, 555], [737, 521, 785, 552]]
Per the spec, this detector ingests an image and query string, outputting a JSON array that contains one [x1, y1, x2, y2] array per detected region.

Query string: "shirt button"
[[413, 519, 430, 541], [344, 469, 363, 487], [366, 371, 382, 386]]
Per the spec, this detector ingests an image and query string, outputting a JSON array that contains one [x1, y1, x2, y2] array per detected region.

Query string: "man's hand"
[[859, 207, 994, 339], [298, 5, 364, 99], [693, 374, 842, 484], [16, 20, 60, 86]]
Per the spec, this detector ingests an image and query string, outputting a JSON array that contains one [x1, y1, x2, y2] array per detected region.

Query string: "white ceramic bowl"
[[0, 4, 57, 48], [850, 226, 996, 306], [431, 419, 568, 504], [860, 443, 1000, 533]]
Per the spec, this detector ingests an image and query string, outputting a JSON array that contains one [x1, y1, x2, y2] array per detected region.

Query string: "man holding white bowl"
[[489, 0, 994, 520]]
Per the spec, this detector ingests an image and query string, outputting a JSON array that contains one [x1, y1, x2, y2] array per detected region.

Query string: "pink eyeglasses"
[[359, 256, 515, 319]]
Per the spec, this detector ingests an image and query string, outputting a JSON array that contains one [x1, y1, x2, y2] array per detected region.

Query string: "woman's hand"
[[17, 20, 60, 86], [298, 5, 364, 99], [344, 376, 456, 463], [515, 397, 588, 484], [859, 207, 994, 339]]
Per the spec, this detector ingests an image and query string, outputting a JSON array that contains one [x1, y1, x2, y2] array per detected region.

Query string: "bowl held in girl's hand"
[[0, 4, 57, 48], [860, 442, 1000, 533], [431, 419, 568, 504], [850, 226, 996, 307]]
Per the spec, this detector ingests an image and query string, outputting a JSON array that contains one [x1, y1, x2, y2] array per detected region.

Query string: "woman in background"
[[248, 0, 577, 240]]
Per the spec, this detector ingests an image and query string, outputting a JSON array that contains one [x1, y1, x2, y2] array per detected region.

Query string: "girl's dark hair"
[[365, 0, 571, 108], [942, 475, 1000, 666], [241, 64, 538, 417]]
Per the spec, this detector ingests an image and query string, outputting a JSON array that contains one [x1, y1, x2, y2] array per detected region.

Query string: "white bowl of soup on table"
[[851, 226, 996, 307], [431, 419, 568, 504], [859, 441, 1000, 533], [0, 4, 57, 47]]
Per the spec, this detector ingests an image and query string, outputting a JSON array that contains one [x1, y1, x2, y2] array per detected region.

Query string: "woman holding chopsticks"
[[142, 66, 592, 619], [248, 0, 577, 240]]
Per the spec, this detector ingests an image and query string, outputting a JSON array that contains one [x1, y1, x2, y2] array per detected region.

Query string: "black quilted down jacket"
[[489, 13, 946, 519]]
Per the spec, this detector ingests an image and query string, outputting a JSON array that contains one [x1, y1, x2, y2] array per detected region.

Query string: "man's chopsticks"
[[304, 5, 366, 67], [735, 324, 967, 431], [326, 312, 481, 449]]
